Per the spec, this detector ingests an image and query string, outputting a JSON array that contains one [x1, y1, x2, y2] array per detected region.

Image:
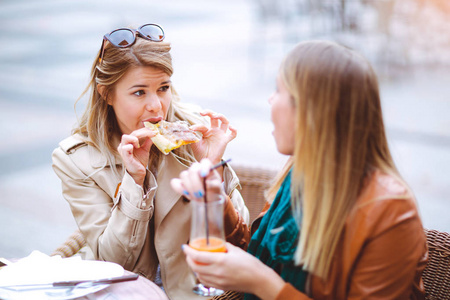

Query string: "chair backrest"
[[423, 228, 450, 300], [52, 229, 86, 258], [232, 164, 277, 223]]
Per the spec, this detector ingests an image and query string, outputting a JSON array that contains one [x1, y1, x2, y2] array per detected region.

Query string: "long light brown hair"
[[73, 29, 203, 178], [267, 40, 399, 278]]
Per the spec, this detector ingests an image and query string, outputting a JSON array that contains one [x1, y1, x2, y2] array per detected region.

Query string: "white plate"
[[0, 256, 124, 300], [0, 283, 109, 300]]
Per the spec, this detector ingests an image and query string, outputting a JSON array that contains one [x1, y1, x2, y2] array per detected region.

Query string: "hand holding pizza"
[[189, 110, 237, 167], [117, 128, 157, 186]]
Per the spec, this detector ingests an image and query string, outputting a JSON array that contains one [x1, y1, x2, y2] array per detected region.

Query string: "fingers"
[[171, 159, 224, 201], [119, 134, 140, 150], [227, 125, 237, 142], [118, 128, 156, 151], [174, 162, 208, 200], [170, 178, 188, 197], [183, 244, 223, 266], [200, 110, 231, 132], [198, 158, 213, 178], [183, 163, 205, 199], [118, 144, 135, 162], [183, 244, 236, 291], [117, 138, 137, 163], [217, 114, 230, 132], [189, 124, 208, 134], [134, 127, 158, 144], [224, 242, 239, 253], [200, 110, 219, 128], [185, 253, 223, 288], [211, 113, 228, 131]]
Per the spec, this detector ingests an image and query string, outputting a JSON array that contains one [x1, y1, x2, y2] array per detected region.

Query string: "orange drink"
[[189, 197, 226, 296], [189, 237, 227, 253]]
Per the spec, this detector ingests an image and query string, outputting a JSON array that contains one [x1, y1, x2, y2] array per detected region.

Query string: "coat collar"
[[88, 134, 123, 169]]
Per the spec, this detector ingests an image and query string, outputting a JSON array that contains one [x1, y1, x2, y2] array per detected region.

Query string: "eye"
[[159, 85, 170, 92], [133, 90, 145, 96]]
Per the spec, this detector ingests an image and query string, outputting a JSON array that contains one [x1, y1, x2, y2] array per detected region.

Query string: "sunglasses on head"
[[99, 23, 165, 64]]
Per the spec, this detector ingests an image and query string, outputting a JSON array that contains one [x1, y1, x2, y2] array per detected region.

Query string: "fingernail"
[[181, 244, 186, 250], [183, 190, 190, 196], [200, 169, 209, 178], [194, 190, 204, 198]]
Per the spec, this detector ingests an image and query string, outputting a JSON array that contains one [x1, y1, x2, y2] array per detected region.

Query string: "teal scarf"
[[245, 171, 307, 300]]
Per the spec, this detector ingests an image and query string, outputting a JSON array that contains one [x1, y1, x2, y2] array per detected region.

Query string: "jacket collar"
[[88, 134, 123, 169]]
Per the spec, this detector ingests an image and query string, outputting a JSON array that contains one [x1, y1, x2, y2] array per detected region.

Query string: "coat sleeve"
[[276, 283, 311, 300], [223, 195, 250, 250], [221, 163, 251, 250], [52, 145, 156, 271], [222, 163, 250, 224]]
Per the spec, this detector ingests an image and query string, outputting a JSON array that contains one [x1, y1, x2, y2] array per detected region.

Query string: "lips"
[[144, 116, 163, 124]]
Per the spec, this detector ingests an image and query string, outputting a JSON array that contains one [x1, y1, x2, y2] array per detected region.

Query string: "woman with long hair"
[[52, 24, 250, 300], [172, 40, 428, 299]]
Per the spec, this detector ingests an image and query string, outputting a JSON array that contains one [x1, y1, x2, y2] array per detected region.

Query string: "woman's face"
[[107, 66, 172, 135], [269, 74, 296, 155]]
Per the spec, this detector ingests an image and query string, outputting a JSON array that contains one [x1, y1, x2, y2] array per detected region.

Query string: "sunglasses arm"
[[98, 38, 107, 64]]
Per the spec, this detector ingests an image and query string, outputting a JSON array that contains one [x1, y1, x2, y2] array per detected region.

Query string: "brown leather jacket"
[[254, 171, 428, 300]]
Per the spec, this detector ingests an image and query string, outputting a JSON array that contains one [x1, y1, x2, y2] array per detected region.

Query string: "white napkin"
[[0, 250, 123, 287]]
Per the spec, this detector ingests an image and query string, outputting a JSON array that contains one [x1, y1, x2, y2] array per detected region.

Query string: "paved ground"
[[1, 0, 449, 259]]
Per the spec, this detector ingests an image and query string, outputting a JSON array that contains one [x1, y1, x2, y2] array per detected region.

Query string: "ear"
[[97, 84, 112, 105]]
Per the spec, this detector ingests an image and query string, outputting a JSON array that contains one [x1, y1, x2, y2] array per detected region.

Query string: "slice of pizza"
[[144, 120, 202, 155]]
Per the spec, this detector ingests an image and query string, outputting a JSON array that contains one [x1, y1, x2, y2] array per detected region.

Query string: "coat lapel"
[[154, 154, 187, 229]]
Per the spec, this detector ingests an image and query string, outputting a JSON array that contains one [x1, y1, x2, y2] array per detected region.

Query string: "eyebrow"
[[128, 80, 172, 90]]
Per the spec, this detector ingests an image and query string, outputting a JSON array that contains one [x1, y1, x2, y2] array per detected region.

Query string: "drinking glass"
[[189, 196, 226, 296]]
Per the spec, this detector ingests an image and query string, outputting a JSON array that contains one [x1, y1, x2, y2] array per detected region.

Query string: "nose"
[[145, 93, 162, 112]]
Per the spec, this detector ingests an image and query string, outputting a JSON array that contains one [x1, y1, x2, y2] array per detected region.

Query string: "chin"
[[279, 151, 293, 156], [276, 145, 293, 156]]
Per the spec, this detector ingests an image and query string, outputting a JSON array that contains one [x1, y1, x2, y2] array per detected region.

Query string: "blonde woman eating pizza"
[[52, 23, 250, 300]]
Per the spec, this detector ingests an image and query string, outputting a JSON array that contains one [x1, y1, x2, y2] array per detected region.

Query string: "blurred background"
[[1, 0, 449, 259]]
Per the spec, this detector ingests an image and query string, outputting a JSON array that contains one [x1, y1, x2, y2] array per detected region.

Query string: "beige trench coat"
[[52, 134, 249, 300]]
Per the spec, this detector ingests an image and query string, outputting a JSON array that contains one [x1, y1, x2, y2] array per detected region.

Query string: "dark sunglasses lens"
[[140, 25, 164, 41], [109, 29, 135, 47]]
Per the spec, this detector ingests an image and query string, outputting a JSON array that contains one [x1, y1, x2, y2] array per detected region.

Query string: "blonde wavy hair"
[[267, 41, 400, 278], [73, 28, 204, 178]]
